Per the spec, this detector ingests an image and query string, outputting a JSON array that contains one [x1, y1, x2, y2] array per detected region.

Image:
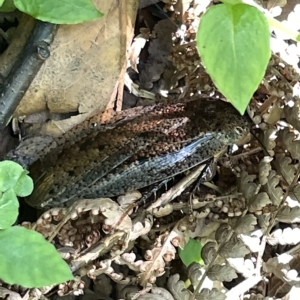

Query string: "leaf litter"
[[2, 0, 300, 299]]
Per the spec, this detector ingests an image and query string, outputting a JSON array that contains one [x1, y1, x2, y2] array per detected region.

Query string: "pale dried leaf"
[[278, 128, 300, 160], [229, 214, 257, 234], [262, 102, 283, 124], [139, 231, 177, 286], [248, 192, 272, 213], [257, 213, 271, 230], [16, 0, 138, 119], [130, 214, 153, 240], [240, 232, 263, 252], [284, 100, 300, 132], [267, 0, 287, 10], [276, 206, 300, 223], [201, 242, 217, 265], [207, 264, 238, 282], [215, 224, 231, 244], [260, 128, 277, 155], [219, 237, 250, 258], [129, 33, 149, 72], [195, 288, 226, 300], [238, 171, 258, 200], [0, 287, 22, 300], [288, 184, 300, 203], [264, 254, 300, 287], [259, 156, 273, 185], [167, 274, 192, 300], [263, 170, 283, 206], [275, 153, 297, 185], [227, 257, 255, 277]]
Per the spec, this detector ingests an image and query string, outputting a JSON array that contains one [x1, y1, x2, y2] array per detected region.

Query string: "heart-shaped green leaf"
[[197, 3, 271, 114], [179, 238, 203, 266], [0, 189, 19, 229], [14, 0, 103, 24], [0, 160, 33, 196], [0, 226, 74, 287]]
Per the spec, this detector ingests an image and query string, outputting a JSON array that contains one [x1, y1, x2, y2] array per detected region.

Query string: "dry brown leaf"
[[207, 264, 238, 282], [167, 274, 192, 300], [195, 288, 226, 300], [15, 0, 138, 132]]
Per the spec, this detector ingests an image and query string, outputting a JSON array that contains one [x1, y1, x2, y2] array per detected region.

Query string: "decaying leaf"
[[15, 0, 138, 133], [207, 264, 237, 282]]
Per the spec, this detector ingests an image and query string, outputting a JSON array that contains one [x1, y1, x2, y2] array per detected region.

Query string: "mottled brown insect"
[[26, 99, 251, 208]]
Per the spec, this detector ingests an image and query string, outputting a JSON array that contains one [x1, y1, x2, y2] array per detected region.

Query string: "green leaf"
[[0, 160, 33, 196], [0, 0, 16, 12], [0, 189, 19, 229], [0, 226, 74, 287], [221, 0, 243, 4], [197, 3, 271, 114], [13, 0, 103, 24], [178, 238, 203, 266]]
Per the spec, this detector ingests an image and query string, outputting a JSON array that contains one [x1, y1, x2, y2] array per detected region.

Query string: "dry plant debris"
[[2, 0, 300, 299]]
